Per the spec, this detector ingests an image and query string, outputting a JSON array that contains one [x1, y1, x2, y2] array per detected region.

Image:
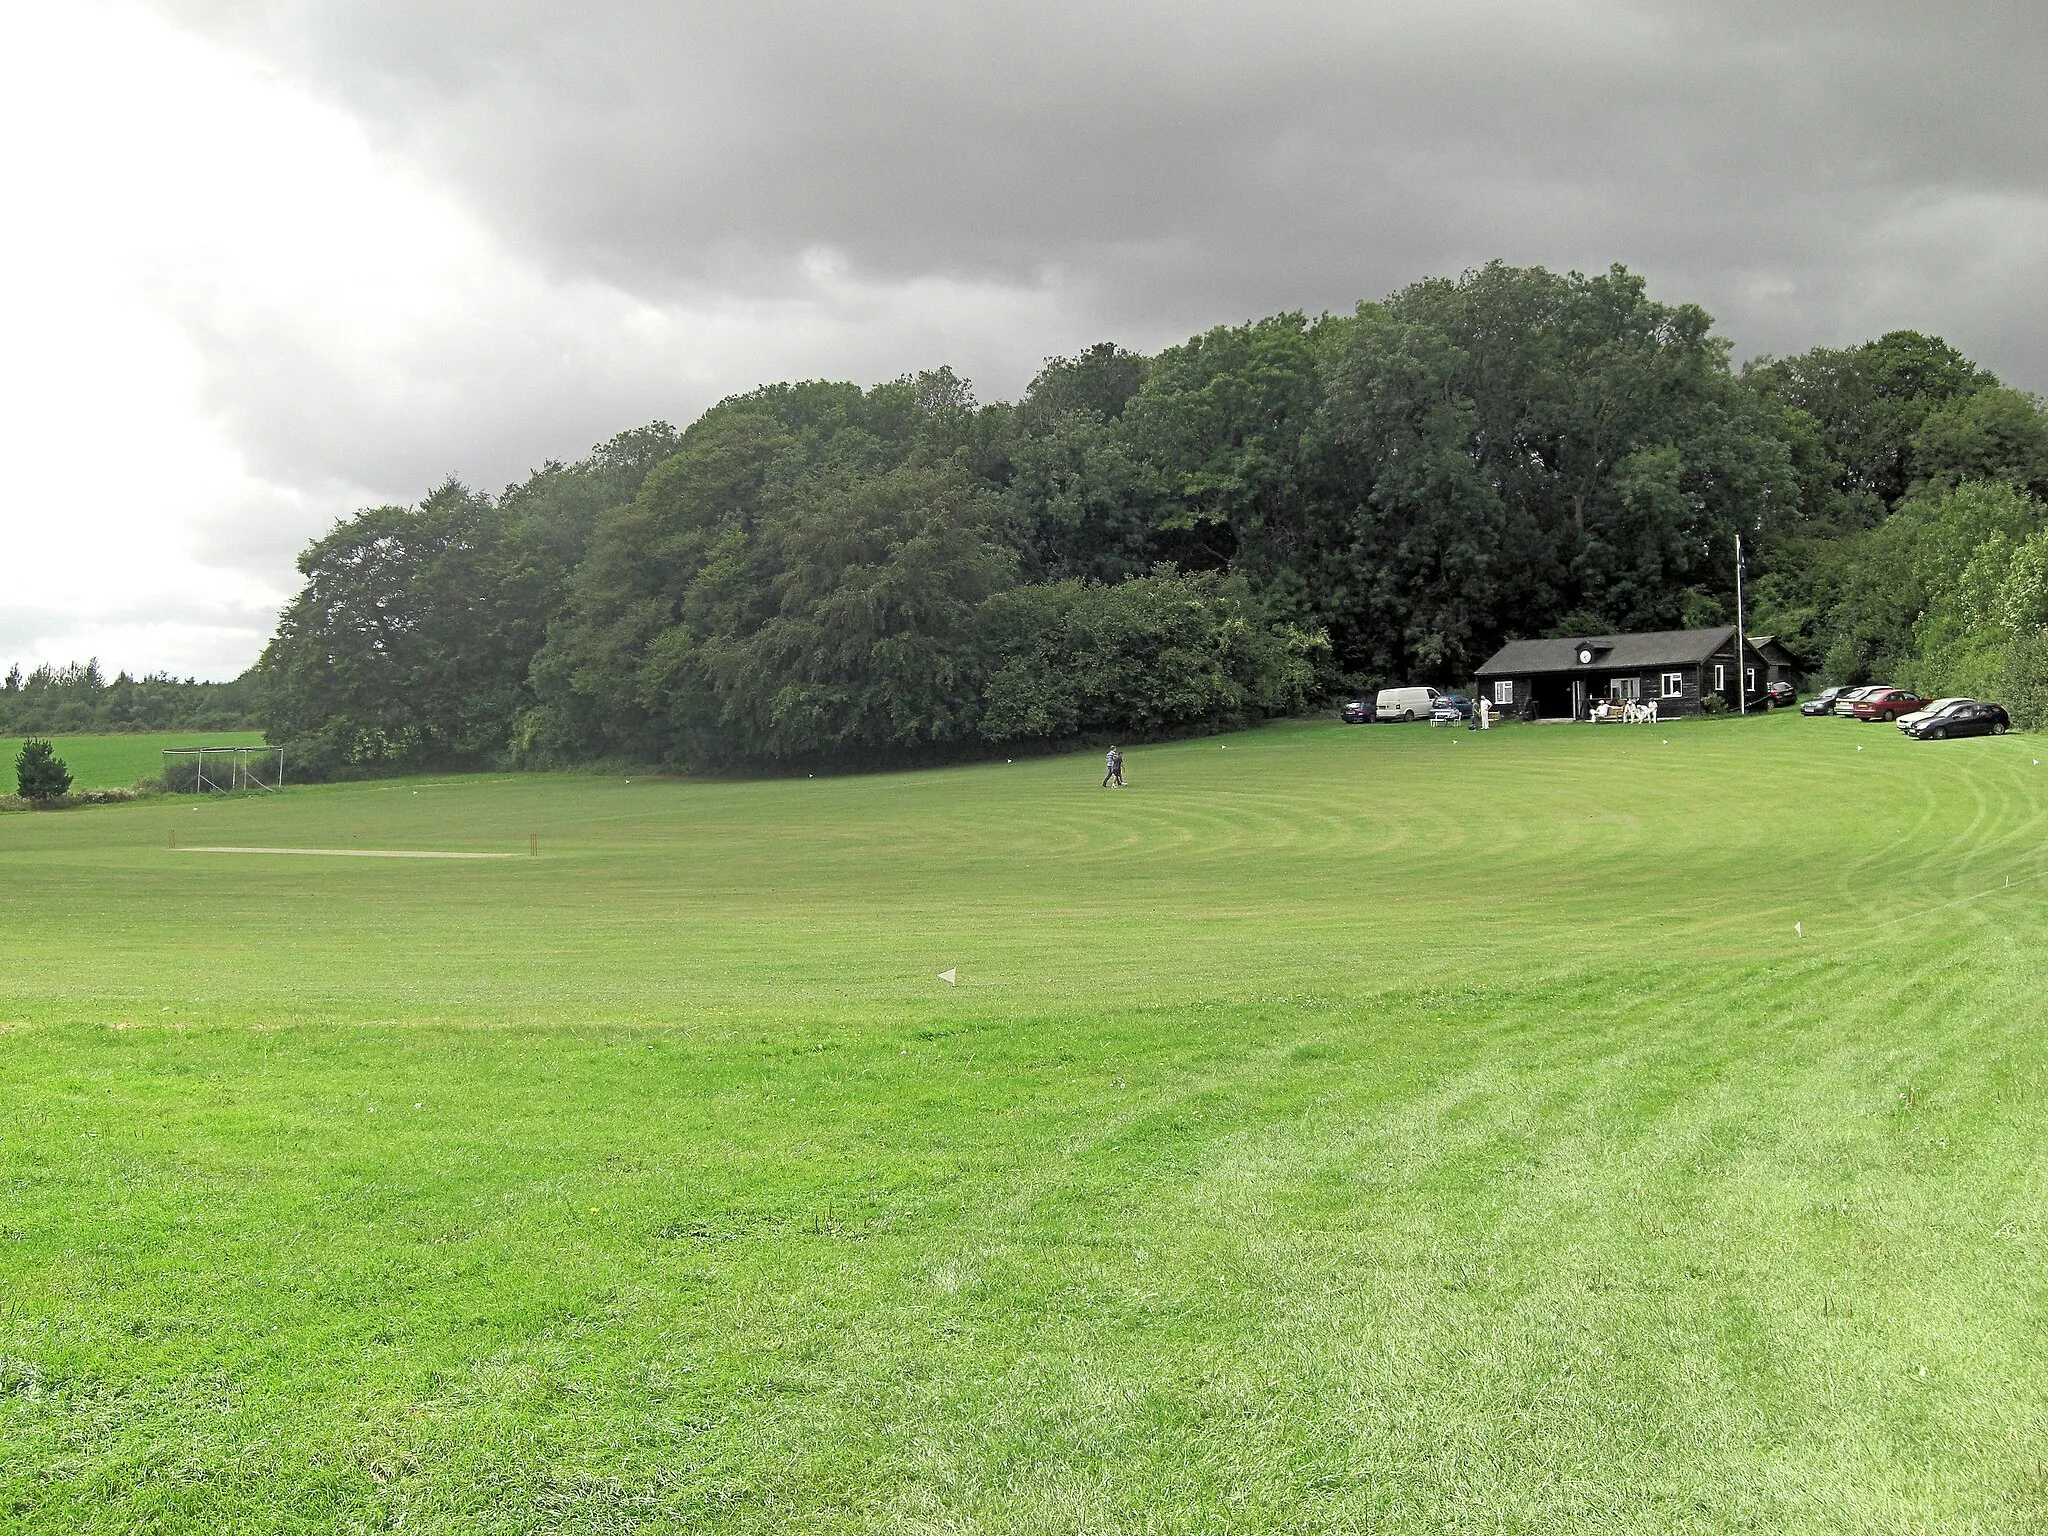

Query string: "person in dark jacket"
[[1102, 746, 1124, 788]]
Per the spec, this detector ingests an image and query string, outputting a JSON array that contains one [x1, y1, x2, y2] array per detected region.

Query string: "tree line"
[[0, 661, 258, 736], [244, 261, 2048, 774]]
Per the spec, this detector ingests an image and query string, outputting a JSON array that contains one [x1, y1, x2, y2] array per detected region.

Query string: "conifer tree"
[[14, 738, 71, 802]]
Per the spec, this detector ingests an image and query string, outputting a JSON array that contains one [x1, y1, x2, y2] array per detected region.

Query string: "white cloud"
[[0, 3, 397, 677]]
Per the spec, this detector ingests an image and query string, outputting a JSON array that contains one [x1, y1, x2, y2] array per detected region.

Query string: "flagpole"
[[1735, 532, 1747, 715]]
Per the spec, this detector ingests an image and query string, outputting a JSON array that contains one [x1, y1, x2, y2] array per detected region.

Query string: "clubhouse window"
[[1661, 673, 1684, 697]]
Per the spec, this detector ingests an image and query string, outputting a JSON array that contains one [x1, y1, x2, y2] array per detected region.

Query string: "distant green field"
[[1, 730, 266, 795], [3, 712, 2047, 1532]]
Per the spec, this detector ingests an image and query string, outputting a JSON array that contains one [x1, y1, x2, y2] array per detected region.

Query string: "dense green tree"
[[527, 406, 805, 761], [1018, 342, 1150, 429], [13, 738, 71, 802], [1004, 343, 1161, 584], [977, 568, 1321, 742], [1885, 486, 2048, 702], [1007, 412, 1159, 584], [1827, 479, 2046, 685], [1311, 264, 1798, 678], [497, 422, 682, 572], [528, 379, 1027, 766], [1313, 306, 1518, 678], [1115, 313, 1329, 579], [644, 459, 1015, 762], [1745, 331, 1993, 517], [2001, 628, 2048, 728], [1738, 344, 2046, 686], [260, 479, 558, 773], [1909, 387, 2048, 500], [261, 422, 687, 774]]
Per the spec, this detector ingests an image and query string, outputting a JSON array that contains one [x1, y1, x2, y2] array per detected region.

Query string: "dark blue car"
[[1905, 701, 2010, 739]]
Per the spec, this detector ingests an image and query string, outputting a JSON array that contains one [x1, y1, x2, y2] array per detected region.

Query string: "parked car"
[[1764, 681, 1797, 709], [1851, 687, 1933, 723], [1895, 697, 1972, 732], [1340, 698, 1374, 724], [1833, 685, 1888, 717], [1376, 685, 1443, 722], [1801, 686, 1851, 717], [1905, 701, 2010, 739], [1431, 693, 1474, 721]]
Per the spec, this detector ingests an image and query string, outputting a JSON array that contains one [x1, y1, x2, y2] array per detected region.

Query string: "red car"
[[1851, 687, 1932, 722]]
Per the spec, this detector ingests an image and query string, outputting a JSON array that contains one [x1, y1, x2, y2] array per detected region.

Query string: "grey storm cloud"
[[154, 0, 2048, 390]]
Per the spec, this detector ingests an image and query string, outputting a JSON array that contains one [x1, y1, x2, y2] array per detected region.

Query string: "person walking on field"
[[1102, 745, 1125, 788]]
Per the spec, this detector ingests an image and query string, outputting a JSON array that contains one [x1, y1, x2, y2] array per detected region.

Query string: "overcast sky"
[[4, 0, 2043, 680]]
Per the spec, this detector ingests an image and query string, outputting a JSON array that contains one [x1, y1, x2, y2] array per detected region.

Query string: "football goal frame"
[[163, 745, 285, 794]]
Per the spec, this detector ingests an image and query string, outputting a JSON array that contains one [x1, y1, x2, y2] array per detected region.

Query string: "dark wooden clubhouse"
[[1474, 627, 1773, 719], [1747, 634, 1799, 689]]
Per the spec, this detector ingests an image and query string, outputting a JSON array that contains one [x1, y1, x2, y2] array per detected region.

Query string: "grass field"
[[4, 712, 2047, 1532], [1, 731, 267, 796]]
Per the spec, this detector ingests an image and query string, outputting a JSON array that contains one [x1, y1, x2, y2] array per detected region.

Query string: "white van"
[[1375, 685, 1442, 722]]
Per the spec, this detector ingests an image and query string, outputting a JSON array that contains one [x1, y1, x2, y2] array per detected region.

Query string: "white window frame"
[[1661, 672, 1684, 698], [1492, 680, 1514, 705], [1713, 663, 1726, 692], [1609, 676, 1641, 701], [1745, 667, 1756, 693]]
